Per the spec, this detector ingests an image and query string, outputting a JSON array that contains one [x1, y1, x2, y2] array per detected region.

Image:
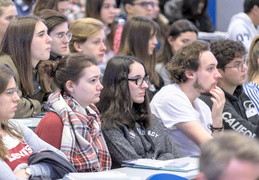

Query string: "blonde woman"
[[243, 35, 259, 111]]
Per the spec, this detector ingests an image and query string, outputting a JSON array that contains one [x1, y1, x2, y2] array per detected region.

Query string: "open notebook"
[[122, 157, 199, 172]]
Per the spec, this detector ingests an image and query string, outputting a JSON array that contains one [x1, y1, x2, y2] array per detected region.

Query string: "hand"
[[14, 169, 30, 179], [210, 86, 225, 127]]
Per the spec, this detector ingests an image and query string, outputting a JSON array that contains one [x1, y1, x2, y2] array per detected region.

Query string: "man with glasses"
[[123, 0, 155, 20], [200, 39, 259, 138], [35, 9, 71, 61], [150, 40, 225, 156]]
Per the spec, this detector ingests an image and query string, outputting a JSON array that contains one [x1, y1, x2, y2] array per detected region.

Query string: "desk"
[[198, 31, 228, 42], [63, 157, 199, 180], [111, 157, 199, 180]]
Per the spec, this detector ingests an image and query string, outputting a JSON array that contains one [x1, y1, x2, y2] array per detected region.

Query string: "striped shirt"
[[243, 82, 259, 112]]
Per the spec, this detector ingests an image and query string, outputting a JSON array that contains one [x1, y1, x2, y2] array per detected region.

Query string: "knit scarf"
[[47, 90, 111, 172]]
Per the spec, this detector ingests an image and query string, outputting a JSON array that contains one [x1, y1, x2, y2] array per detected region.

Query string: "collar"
[[49, 52, 62, 61], [222, 85, 243, 101]]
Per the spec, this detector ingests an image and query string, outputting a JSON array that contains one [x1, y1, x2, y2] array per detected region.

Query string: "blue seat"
[[146, 173, 188, 180]]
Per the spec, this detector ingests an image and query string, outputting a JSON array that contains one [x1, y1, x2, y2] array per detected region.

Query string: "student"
[[35, 53, 111, 172], [86, 0, 118, 59], [36, 9, 71, 61], [164, 0, 214, 32], [117, 16, 163, 98], [200, 39, 259, 138], [33, 0, 69, 15], [123, 0, 155, 20], [68, 18, 107, 73], [243, 35, 259, 112], [228, 0, 259, 51], [0, 0, 17, 43], [0, 65, 72, 180], [0, 16, 52, 118], [150, 40, 225, 156], [156, 19, 198, 85], [196, 131, 259, 180], [97, 55, 181, 169]]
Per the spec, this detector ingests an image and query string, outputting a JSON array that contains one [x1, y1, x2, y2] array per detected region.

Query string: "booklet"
[[122, 157, 198, 172]]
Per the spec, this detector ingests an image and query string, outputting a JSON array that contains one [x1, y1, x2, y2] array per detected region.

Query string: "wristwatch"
[[25, 167, 32, 178]]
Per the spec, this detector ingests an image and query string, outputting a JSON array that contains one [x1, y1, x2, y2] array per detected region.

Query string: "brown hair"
[[35, 9, 68, 34], [117, 16, 161, 86], [0, 16, 44, 95], [32, 0, 69, 14], [167, 40, 209, 83], [53, 53, 98, 92]]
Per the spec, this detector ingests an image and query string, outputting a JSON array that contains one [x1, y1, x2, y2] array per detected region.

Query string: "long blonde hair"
[[247, 35, 259, 82]]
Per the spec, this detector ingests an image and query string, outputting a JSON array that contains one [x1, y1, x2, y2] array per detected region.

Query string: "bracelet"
[[208, 123, 224, 132]]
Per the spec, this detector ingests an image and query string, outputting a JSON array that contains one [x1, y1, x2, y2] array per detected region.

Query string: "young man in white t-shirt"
[[150, 40, 225, 156]]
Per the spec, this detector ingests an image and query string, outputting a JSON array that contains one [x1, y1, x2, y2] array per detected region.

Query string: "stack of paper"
[[122, 157, 198, 172]]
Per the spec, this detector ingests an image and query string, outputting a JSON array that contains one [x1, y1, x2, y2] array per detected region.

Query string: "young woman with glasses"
[[96, 55, 180, 169], [117, 16, 164, 99]]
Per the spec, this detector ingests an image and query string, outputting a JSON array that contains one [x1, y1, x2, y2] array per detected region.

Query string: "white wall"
[[216, 0, 243, 31]]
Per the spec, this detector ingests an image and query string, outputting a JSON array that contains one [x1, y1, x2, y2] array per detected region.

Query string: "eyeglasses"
[[224, 60, 246, 71], [128, 75, 149, 86], [5, 87, 18, 98], [56, 33, 72, 41], [131, 1, 155, 8]]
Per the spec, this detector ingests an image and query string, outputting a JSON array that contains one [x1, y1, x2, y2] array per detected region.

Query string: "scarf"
[[47, 90, 111, 172]]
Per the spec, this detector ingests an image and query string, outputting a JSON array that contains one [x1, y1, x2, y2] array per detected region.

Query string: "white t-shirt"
[[150, 83, 212, 156]]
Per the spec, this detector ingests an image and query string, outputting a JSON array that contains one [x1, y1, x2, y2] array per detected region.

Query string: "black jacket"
[[200, 85, 259, 138]]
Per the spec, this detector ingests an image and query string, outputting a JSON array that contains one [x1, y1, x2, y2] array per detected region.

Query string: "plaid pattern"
[[47, 90, 111, 172]]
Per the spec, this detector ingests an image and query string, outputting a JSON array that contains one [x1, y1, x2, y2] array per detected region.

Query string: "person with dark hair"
[[0, 65, 71, 180], [33, 0, 69, 15], [156, 19, 198, 85], [228, 0, 259, 51], [97, 55, 180, 169], [243, 35, 259, 112], [200, 39, 259, 138], [164, 0, 214, 32], [0, 16, 52, 118], [35, 53, 111, 172], [0, 0, 17, 43], [123, 0, 155, 20], [196, 131, 259, 180], [36, 9, 70, 61], [150, 40, 225, 156], [117, 16, 163, 98]]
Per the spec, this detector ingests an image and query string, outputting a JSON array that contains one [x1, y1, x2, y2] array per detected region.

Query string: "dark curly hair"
[[210, 39, 246, 70], [167, 40, 210, 83]]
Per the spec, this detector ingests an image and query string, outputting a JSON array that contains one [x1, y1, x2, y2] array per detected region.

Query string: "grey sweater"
[[102, 115, 181, 168], [0, 120, 67, 180]]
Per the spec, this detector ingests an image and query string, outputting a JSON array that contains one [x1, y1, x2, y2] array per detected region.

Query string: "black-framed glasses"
[[224, 60, 246, 71], [131, 1, 155, 8], [128, 75, 150, 86], [56, 33, 72, 41]]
